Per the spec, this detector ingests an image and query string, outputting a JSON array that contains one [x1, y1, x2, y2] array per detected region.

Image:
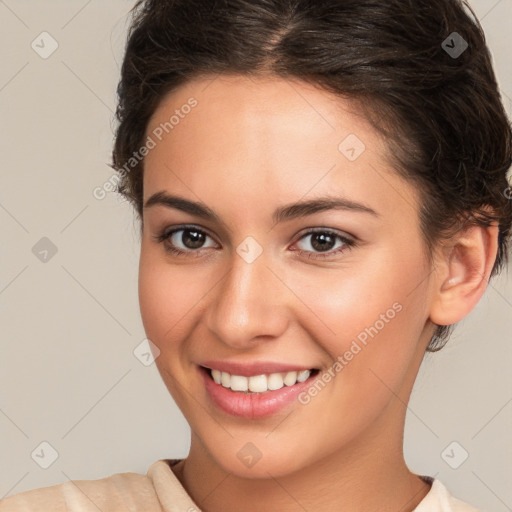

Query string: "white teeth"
[[209, 368, 312, 393], [267, 373, 284, 390], [283, 371, 298, 386], [230, 375, 248, 392], [221, 371, 231, 388], [248, 374, 267, 392], [297, 369, 310, 383]]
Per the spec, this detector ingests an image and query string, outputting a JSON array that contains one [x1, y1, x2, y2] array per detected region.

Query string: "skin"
[[138, 74, 498, 512]]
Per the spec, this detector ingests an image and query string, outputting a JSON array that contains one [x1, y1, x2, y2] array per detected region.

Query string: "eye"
[[292, 229, 355, 260], [153, 225, 356, 260], [153, 225, 218, 257]]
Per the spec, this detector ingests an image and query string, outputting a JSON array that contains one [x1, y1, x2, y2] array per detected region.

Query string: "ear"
[[429, 218, 499, 328]]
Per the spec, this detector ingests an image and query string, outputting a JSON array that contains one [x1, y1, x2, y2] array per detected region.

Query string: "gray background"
[[0, 0, 511, 509]]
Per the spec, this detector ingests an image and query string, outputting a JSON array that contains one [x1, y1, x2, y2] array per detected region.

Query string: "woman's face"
[[139, 74, 437, 478]]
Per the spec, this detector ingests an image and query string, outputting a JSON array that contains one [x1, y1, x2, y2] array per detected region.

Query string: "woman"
[[2, 0, 511, 510]]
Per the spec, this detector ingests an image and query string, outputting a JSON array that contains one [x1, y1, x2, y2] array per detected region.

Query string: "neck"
[[172, 395, 431, 512]]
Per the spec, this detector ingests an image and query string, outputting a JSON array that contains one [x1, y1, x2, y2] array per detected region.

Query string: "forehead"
[[146, 73, 379, 155], [142, 74, 419, 223]]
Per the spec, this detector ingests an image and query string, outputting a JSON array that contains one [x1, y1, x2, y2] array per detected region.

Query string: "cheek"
[[295, 246, 428, 382], [138, 248, 199, 346], [285, 254, 428, 448], [137, 248, 203, 409], [296, 257, 419, 336], [138, 246, 218, 351]]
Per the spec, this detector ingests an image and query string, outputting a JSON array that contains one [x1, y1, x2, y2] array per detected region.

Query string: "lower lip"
[[199, 366, 319, 419]]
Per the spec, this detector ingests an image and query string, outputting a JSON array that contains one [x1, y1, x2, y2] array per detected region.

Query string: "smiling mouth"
[[201, 366, 320, 394]]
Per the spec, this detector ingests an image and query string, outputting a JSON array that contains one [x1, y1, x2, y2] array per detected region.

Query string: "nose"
[[204, 248, 290, 349]]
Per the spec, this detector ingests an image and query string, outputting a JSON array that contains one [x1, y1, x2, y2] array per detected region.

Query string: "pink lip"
[[199, 365, 319, 419], [200, 360, 316, 377]]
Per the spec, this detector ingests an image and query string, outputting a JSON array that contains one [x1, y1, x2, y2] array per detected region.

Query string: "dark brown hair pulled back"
[[111, 0, 512, 352]]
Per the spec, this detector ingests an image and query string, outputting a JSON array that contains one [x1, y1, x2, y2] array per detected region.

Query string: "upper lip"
[[200, 360, 317, 377]]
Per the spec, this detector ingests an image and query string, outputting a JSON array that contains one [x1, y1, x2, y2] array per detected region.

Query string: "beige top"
[[0, 459, 481, 511]]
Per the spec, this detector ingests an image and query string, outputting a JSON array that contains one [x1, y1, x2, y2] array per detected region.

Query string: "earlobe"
[[429, 221, 499, 327]]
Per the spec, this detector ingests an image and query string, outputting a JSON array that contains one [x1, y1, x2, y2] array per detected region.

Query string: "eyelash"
[[152, 224, 356, 260]]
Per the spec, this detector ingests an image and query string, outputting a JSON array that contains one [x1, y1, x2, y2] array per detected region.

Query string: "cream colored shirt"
[[0, 459, 481, 511]]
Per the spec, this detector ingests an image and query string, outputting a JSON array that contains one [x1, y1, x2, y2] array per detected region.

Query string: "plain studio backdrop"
[[0, 0, 511, 509]]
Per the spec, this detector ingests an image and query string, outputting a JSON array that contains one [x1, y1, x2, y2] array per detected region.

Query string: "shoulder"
[[449, 495, 481, 512], [415, 478, 481, 512], [0, 470, 162, 512]]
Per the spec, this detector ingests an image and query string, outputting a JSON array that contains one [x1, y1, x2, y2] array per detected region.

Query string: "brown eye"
[[173, 229, 207, 249], [154, 225, 218, 256], [308, 232, 337, 252], [293, 229, 356, 260]]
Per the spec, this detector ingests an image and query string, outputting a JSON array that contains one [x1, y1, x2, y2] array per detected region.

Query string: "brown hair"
[[111, 0, 512, 352]]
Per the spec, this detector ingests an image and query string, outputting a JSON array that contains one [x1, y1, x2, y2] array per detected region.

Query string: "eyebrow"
[[143, 191, 379, 225]]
